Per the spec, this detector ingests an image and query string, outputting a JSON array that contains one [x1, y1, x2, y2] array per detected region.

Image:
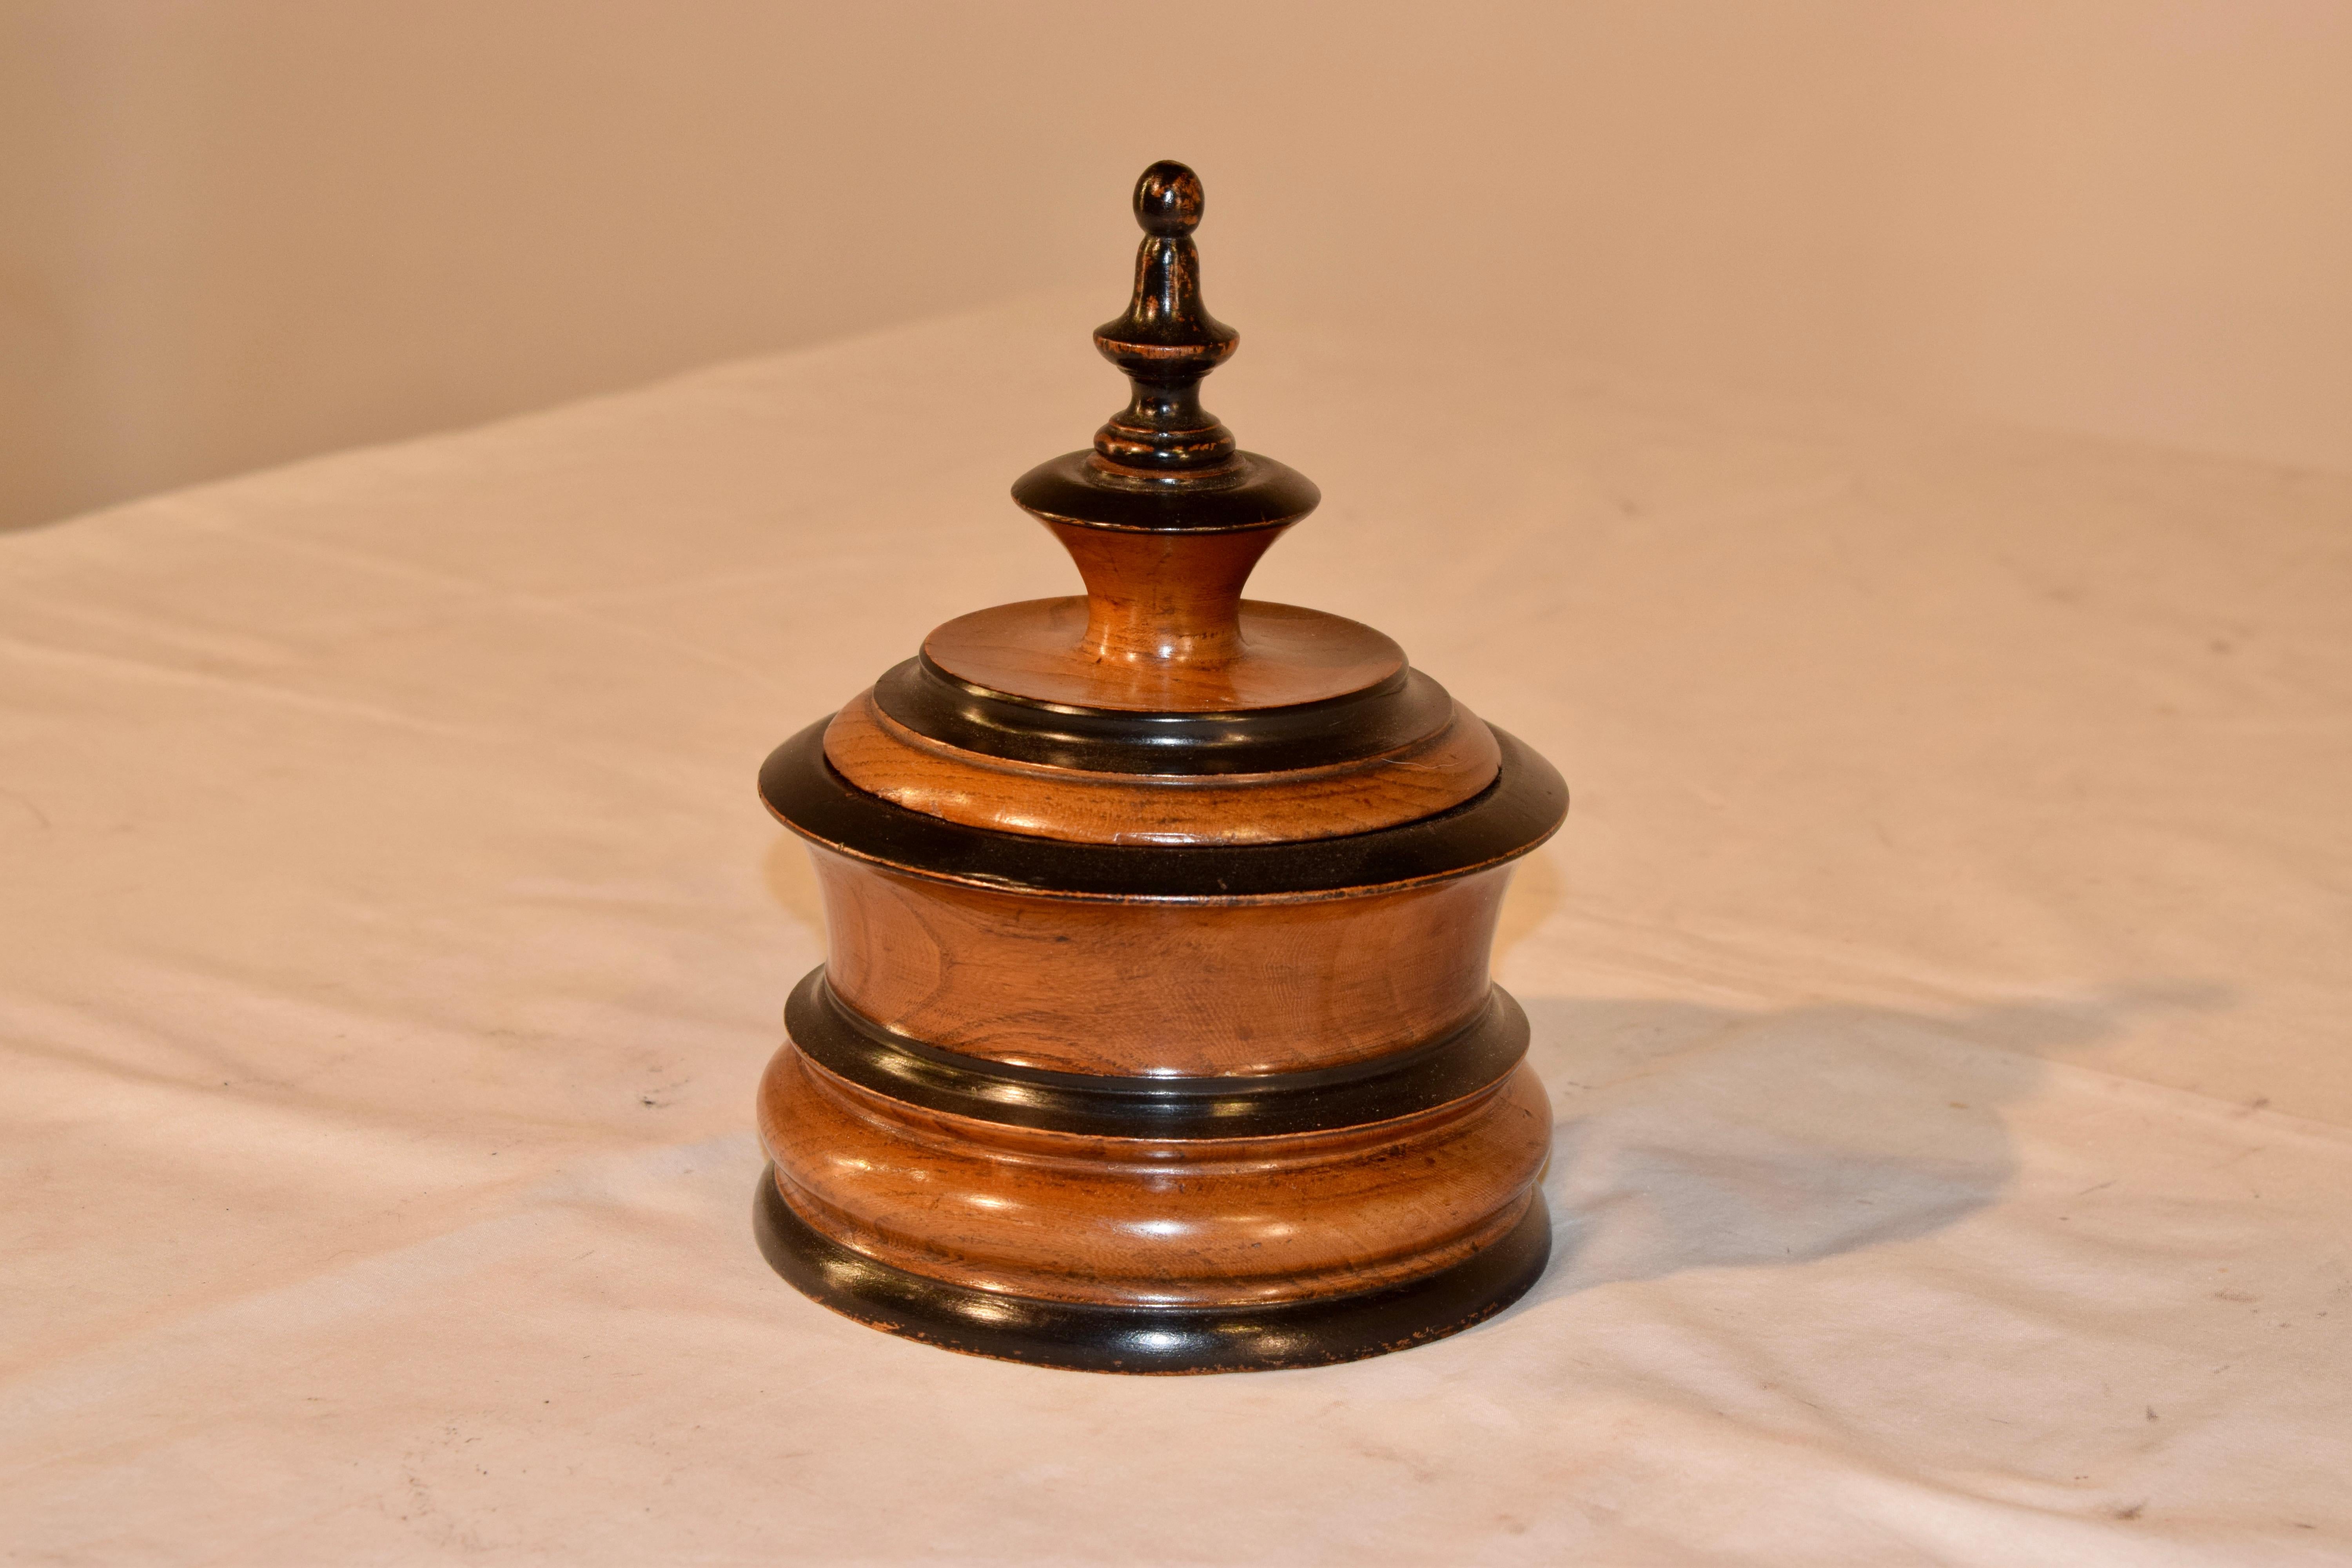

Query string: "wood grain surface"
[[822, 686, 1499, 845], [810, 849, 1515, 1076], [759, 1044, 1552, 1308], [924, 594, 1403, 713], [1047, 518, 1279, 668]]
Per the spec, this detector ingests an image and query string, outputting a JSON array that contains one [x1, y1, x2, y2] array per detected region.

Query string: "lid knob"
[[1092, 160, 1240, 474]]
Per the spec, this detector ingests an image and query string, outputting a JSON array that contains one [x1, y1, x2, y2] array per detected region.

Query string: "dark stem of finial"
[[1092, 161, 1240, 476]]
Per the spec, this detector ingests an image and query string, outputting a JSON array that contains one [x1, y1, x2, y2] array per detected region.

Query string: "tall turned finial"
[[1093, 160, 1240, 475], [1007, 158, 1320, 671]]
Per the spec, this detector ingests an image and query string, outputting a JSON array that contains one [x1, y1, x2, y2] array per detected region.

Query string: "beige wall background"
[[4, 0, 2348, 532]]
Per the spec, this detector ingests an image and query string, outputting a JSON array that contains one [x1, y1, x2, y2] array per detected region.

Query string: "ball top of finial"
[[1134, 160, 1204, 237]]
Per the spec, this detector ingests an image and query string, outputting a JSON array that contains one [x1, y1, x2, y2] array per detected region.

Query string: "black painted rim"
[[1010, 449, 1321, 534], [755, 1171, 1551, 1374], [874, 655, 1457, 777], [787, 967, 1530, 1140], [760, 720, 1566, 902]]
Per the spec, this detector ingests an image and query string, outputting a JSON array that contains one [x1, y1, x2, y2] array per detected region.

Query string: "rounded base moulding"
[[756, 1024, 1554, 1310], [755, 1169, 1553, 1375]]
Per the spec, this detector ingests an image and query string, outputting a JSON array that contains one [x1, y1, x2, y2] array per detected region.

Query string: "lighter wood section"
[[812, 852, 1512, 1076], [924, 596, 1405, 713], [1053, 521, 1275, 674], [759, 1046, 1552, 1308], [822, 688, 1499, 846]]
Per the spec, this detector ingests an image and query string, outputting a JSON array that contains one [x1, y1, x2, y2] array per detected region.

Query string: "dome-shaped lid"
[[779, 162, 1551, 854]]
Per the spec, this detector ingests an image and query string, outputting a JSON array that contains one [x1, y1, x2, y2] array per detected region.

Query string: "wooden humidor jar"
[[753, 162, 1567, 1373]]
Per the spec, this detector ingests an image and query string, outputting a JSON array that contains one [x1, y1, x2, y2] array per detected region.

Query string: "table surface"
[[6, 292, 2350, 1566]]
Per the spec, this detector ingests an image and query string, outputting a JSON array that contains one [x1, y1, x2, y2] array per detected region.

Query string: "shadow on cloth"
[[1512, 983, 2223, 1304]]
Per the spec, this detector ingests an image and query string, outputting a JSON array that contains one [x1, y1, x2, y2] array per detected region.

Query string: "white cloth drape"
[[6, 294, 2348, 1565]]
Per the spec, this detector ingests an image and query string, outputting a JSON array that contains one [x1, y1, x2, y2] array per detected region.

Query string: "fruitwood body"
[[807, 850, 1514, 1077], [823, 688, 1501, 846], [759, 1044, 1553, 1308], [749, 160, 1568, 1371], [925, 594, 1400, 712], [755, 842, 1545, 1324]]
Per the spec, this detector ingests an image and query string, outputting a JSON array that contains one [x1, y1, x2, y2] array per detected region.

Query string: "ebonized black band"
[[872, 656, 1456, 777], [1011, 449, 1320, 534], [754, 1170, 1551, 1374], [787, 967, 1529, 1139], [761, 720, 1566, 900]]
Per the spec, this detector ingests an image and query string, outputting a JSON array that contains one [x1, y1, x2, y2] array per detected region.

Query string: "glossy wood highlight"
[[759, 1044, 1552, 1308], [811, 849, 1514, 1076], [764, 717, 1565, 900], [754, 1172, 1553, 1375], [925, 595, 1404, 714], [822, 688, 1500, 846]]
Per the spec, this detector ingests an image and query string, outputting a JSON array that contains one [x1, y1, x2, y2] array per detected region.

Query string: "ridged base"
[[754, 1169, 1552, 1375]]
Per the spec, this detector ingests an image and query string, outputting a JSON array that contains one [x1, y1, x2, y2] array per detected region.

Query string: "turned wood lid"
[[800, 161, 1543, 852]]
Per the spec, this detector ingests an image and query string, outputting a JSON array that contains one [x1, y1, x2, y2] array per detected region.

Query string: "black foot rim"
[[754, 1172, 1552, 1375]]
